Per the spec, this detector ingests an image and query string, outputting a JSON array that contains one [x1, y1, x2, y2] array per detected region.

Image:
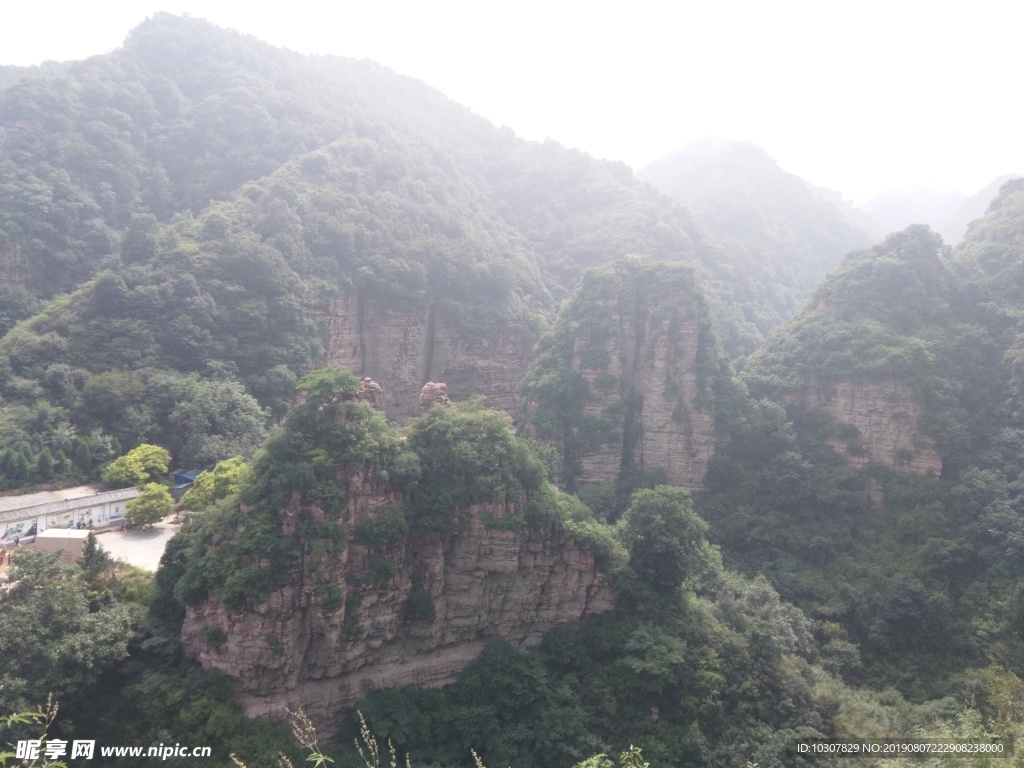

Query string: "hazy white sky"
[[3, 0, 1022, 202]]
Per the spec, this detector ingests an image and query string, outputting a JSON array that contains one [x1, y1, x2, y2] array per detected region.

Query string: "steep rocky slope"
[[791, 378, 941, 474], [181, 497, 612, 727], [166, 370, 615, 731], [743, 225, 958, 476], [319, 295, 535, 419], [522, 259, 740, 490]]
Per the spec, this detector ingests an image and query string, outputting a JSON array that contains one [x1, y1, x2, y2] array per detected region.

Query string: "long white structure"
[[0, 485, 140, 543]]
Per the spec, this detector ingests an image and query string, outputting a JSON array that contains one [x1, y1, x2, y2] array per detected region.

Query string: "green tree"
[[72, 438, 93, 475], [249, 364, 298, 423], [407, 396, 545, 533], [127, 443, 171, 477], [0, 551, 136, 711], [53, 449, 67, 477], [103, 443, 171, 487], [166, 380, 267, 467], [81, 370, 147, 444], [180, 457, 250, 513], [9, 451, 30, 488], [79, 531, 112, 586], [126, 483, 174, 527], [619, 486, 710, 593], [34, 447, 53, 482], [0, 448, 13, 476], [103, 455, 146, 486]]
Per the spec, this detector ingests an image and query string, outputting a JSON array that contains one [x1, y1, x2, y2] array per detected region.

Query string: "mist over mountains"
[[2, 13, 1024, 768], [854, 174, 1022, 245]]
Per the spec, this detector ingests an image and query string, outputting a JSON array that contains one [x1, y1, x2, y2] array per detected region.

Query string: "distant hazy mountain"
[[940, 174, 1021, 244], [802, 180, 886, 241], [638, 140, 872, 348], [856, 186, 965, 239], [855, 176, 1022, 244]]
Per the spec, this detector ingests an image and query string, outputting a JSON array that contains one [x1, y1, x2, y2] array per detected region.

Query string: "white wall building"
[[0, 486, 140, 544]]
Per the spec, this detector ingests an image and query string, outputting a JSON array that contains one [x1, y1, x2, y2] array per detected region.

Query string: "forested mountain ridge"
[[742, 224, 956, 474], [856, 187, 964, 244], [0, 13, 757, 437], [638, 140, 873, 353], [744, 178, 1024, 476], [0, 12, 720, 308], [697, 179, 1024, 701], [2, 13, 1024, 768], [940, 174, 1021, 244]]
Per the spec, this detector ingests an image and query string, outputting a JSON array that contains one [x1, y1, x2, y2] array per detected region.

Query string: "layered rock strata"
[[797, 378, 942, 474], [320, 293, 535, 420], [569, 304, 717, 490], [525, 261, 726, 491], [180, 495, 614, 731], [419, 382, 451, 413]]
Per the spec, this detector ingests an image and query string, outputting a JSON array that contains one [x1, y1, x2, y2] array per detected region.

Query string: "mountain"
[[742, 224, 957, 476], [697, 183, 1024, 695], [3, 13, 1024, 766], [170, 374, 615, 732], [856, 186, 964, 238], [163, 369, 920, 765], [857, 177, 1022, 245], [638, 140, 872, 353], [939, 173, 1022, 244], [803, 179, 886, 240], [0, 13, 730, 477]]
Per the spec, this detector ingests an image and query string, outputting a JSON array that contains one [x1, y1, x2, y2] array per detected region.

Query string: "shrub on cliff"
[[618, 486, 711, 594], [406, 396, 547, 533], [168, 367, 407, 610]]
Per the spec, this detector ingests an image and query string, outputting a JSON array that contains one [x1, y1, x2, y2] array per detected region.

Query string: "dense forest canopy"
[[700, 179, 1024, 702], [0, 13, 751, 474], [1, 13, 1023, 768]]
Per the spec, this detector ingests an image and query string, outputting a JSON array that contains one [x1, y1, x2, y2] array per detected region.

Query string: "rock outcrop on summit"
[[172, 370, 614, 732]]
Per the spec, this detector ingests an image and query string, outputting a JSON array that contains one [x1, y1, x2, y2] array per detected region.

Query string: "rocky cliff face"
[[569, 301, 717, 490], [741, 227, 958, 479], [635, 313, 719, 489], [524, 260, 730, 491], [320, 293, 536, 420], [180, 489, 613, 730], [797, 378, 942, 475], [0, 243, 28, 286]]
